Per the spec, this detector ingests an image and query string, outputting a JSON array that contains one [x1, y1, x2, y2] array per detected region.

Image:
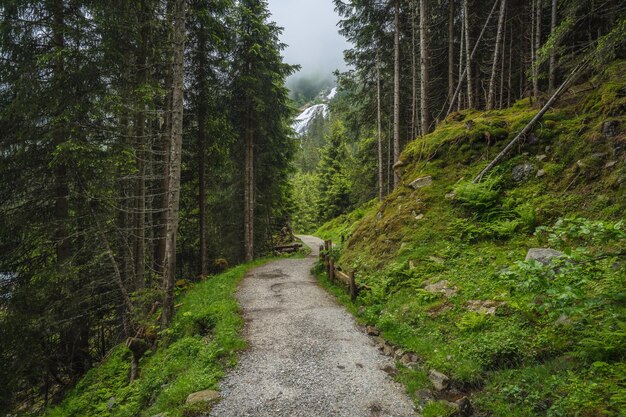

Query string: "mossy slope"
[[317, 61, 626, 416]]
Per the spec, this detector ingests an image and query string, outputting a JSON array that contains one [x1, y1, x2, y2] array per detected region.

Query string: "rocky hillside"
[[316, 61, 625, 416]]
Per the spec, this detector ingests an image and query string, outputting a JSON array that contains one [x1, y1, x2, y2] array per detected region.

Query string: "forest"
[[0, 0, 624, 416]]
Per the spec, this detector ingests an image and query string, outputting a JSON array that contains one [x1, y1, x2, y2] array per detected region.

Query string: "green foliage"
[[453, 176, 502, 215], [44, 260, 269, 417]]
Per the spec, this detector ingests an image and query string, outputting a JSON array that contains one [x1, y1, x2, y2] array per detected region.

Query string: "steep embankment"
[[317, 62, 626, 416]]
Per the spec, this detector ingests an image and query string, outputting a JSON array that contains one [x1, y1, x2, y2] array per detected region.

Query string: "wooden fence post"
[[329, 258, 335, 283], [319, 244, 324, 262], [349, 270, 357, 301]]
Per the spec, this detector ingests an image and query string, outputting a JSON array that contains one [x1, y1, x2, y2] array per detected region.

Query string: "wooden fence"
[[319, 239, 358, 300]]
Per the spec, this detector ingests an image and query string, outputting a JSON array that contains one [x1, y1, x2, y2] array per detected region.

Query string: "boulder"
[[409, 176, 433, 189], [525, 248, 565, 265], [512, 162, 536, 182], [605, 161, 617, 169], [428, 369, 450, 391], [382, 343, 395, 357], [185, 389, 220, 405], [415, 389, 434, 405], [466, 299, 506, 315]]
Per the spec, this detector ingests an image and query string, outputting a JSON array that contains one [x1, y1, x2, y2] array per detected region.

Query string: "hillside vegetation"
[[316, 61, 626, 416]]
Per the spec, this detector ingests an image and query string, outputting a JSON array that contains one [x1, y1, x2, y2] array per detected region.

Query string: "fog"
[[267, 0, 350, 95]]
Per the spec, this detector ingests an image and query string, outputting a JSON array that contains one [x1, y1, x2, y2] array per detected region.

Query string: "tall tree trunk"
[[533, 0, 542, 102], [420, 0, 431, 133], [244, 120, 254, 262], [448, 0, 455, 103], [498, 9, 507, 109], [411, 1, 419, 138], [507, 22, 513, 107], [393, 0, 401, 186], [549, 0, 557, 91], [458, 13, 465, 111], [197, 30, 208, 278], [463, 0, 474, 108], [377, 56, 384, 201], [161, 0, 186, 328], [134, 3, 149, 290], [487, 0, 506, 110]]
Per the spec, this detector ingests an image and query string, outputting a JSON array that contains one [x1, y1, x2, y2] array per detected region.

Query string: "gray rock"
[[602, 120, 620, 138], [536, 154, 547, 161], [428, 369, 450, 391], [536, 169, 546, 178], [445, 191, 456, 200], [456, 396, 473, 417], [107, 397, 116, 411], [415, 389, 434, 405], [186, 389, 220, 405], [605, 161, 617, 169], [512, 162, 536, 182], [424, 280, 457, 298], [409, 176, 433, 189], [150, 414, 166, 417], [525, 248, 565, 265]]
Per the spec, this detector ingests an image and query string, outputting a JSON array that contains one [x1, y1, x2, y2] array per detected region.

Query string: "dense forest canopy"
[[0, 0, 624, 415]]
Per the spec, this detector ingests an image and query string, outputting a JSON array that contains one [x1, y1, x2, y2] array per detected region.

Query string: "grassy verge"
[[43, 258, 272, 417]]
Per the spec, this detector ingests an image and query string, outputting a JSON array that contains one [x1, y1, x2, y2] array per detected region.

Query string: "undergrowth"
[[43, 259, 271, 417]]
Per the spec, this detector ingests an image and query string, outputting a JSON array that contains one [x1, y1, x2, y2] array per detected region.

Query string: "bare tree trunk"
[[377, 57, 384, 201], [197, 29, 208, 278], [487, 0, 507, 110], [448, 0, 455, 103], [411, 1, 419, 138], [533, 0, 542, 102], [161, 0, 186, 328], [507, 23, 513, 107], [420, 0, 431, 133], [393, 0, 401, 186], [244, 120, 254, 262], [498, 9, 507, 109], [549, 0, 557, 91], [463, 0, 473, 108], [458, 11, 465, 111]]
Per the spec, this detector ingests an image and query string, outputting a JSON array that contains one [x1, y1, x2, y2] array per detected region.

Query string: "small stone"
[[445, 191, 456, 200], [358, 306, 366, 315], [366, 326, 380, 336], [555, 314, 573, 326], [415, 389, 434, 405], [409, 175, 433, 189], [576, 159, 586, 168], [409, 260, 417, 270], [456, 397, 474, 417], [394, 348, 406, 360], [185, 390, 220, 405], [383, 343, 395, 357], [512, 162, 536, 182], [400, 353, 413, 365], [150, 414, 166, 417], [536, 169, 546, 178], [536, 154, 547, 161], [415, 214, 425, 220], [424, 280, 457, 298], [428, 369, 450, 391], [376, 211, 383, 220], [107, 397, 116, 411], [605, 161, 617, 169], [525, 248, 565, 265]]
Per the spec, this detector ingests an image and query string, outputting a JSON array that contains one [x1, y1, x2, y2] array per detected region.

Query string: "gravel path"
[[209, 235, 417, 417]]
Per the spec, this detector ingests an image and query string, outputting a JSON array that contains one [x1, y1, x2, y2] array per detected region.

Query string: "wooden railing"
[[319, 239, 358, 300]]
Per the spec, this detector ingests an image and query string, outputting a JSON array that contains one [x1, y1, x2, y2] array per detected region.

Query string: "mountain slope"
[[316, 61, 626, 416]]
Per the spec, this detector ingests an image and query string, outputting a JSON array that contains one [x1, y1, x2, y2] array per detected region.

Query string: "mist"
[[267, 0, 350, 97]]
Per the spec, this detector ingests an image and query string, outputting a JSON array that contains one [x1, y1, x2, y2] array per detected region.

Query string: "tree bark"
[[549, 0, 557, 91], [463, 0, 473, 108], [420, 0, 431, 134], [377, 56, 384, 201], [161, 0, 186, 328], [411, 1, 419, 138], [458, 12, 465, 111], [244, 121, 254, 262], [197, 27, 208, 278], [487, 0, 506, 110], [448, 0, 455, 104], [533, 0, 542, 102], [393, 0, 401, 186]]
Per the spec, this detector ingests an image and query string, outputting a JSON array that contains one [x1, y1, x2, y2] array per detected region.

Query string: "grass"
[[313, 61, 626, 416], [43, 258, 272, 417]]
